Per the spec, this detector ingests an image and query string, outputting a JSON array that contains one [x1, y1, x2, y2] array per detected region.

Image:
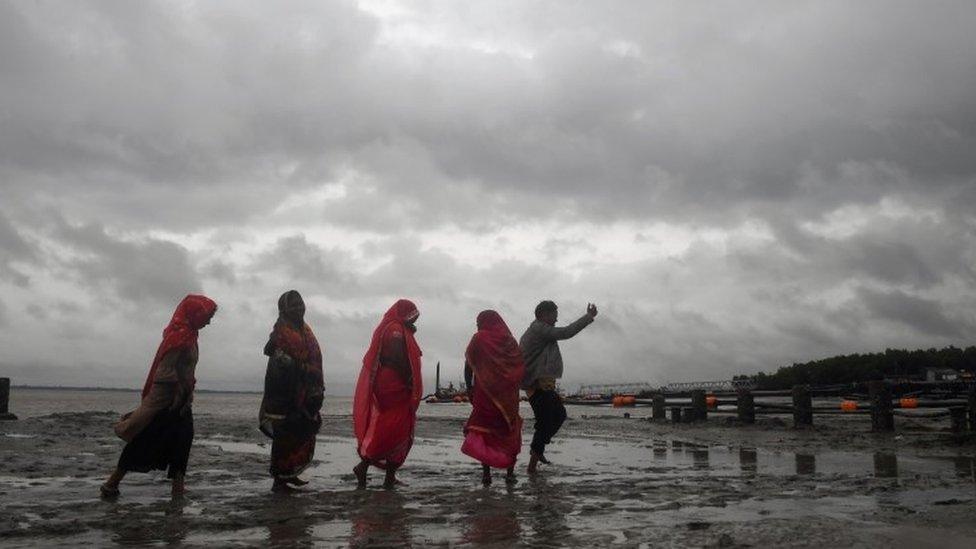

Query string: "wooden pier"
[[570, 379, 976, 434]]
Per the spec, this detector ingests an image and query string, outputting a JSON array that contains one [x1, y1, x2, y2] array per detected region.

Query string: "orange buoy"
[[840, 400, 858, 412], [612, 396, 622, 407], [623, 396, 636, 406], [899, 397, 918, 409], [453, 395, 463, 403], [705, 395, 718, 409]]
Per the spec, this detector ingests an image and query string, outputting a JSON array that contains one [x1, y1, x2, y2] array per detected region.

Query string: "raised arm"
[[536, 307, 597, 341]]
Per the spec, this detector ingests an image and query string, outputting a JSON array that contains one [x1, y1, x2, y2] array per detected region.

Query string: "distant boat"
[[424, 361, 469, 404]]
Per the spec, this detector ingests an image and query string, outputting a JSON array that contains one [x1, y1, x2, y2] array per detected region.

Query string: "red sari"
[[141, 294, 217, 398], [461, 310, 524, 469], [353, 299, 423, 469]]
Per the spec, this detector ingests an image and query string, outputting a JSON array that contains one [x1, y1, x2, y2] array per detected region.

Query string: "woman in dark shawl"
[[259, 290, 325, 492], [461, 310, 525, 485], [102, 294, 218, 498], [352, 299, 423, 489]]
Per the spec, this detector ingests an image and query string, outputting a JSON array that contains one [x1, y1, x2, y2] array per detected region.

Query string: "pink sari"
[[461, 310, 524, 469]]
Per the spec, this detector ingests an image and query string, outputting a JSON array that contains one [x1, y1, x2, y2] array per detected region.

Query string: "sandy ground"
[[2, 409, 976, 548]]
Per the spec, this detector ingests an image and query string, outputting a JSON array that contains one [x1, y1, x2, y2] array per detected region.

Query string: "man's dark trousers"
[[529, 389, 566, 456]]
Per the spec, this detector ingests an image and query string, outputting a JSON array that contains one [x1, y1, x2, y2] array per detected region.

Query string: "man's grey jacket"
[[519, 314, 594, 390]]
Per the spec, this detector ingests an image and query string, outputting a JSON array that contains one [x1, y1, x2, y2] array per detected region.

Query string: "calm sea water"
[[6, 387, 644, 421]]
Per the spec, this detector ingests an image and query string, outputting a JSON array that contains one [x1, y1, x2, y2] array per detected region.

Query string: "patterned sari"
[[259, 290, 325, 479], [114, 294, 217, 477]]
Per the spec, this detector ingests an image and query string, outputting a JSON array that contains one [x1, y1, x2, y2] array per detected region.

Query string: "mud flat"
[[2, 410, 975, 547]]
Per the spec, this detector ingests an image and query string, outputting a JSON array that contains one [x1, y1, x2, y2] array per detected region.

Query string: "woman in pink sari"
[[461, 310, 525, 485], [353, 299, 423, 489]]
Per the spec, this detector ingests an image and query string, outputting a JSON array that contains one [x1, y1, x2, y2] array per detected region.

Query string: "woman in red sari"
[[102, 294, 218, 498], [461, 310, 525, 485], [353, 299, 423, 489], [259, 290, 325, 492]]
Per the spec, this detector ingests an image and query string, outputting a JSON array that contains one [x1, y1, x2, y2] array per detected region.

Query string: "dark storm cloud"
[[1, 0, 971, 231], [0, 211, 34, 286], [255, 234, 357, 295], [856, 287, 969, 339], [2, 1, 976, 388], [52, 220, 201, 305]]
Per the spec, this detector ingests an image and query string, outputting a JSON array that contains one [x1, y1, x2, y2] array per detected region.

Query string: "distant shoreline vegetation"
[[11, 385, 262, 395], [742, 345, 976, 390]]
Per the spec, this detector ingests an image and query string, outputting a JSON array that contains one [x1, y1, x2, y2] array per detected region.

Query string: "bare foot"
[[272, 480, 294, 493], [505, 467, 517, 484], [383, 470, 404, 489], [353, 462, 368, 488], [100, 483, 120, 499]]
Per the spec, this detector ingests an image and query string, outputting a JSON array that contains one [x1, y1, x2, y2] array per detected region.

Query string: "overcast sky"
[[1, 1, 975, 393]]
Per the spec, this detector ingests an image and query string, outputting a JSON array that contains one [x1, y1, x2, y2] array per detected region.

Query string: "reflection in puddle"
[[874, 453, 898, 478], [740, 448, 757, 476], [267, 496, 315, 546], [692, 448, 709, 470], [795, 454, 816, 476], [349, 491, 411, 548], [462, 492, 522, 545], [954, 456, 975, 479]]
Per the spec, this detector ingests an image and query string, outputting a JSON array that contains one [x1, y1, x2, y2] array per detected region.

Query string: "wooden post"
[[968, 389, 976, 432], [0, 377, 15, 421], [950, 407, 967, 434], [670, 406, 682, 423], [691, 390, 707, 422], [868, 381, 894, 432], [652, 394, 666, 420], [737, 389, 755, 424], [792, 385, 813, 427]]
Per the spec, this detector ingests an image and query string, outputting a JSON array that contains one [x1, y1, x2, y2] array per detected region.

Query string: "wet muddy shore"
[[2, 409, 976, 547]]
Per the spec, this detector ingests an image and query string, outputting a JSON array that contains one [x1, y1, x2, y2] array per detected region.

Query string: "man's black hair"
[[534, 300, 557, 319]]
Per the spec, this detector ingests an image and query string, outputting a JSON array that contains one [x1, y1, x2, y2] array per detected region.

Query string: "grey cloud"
[[254, 234, 356, 296], [856, 286, 966, 339], [200, 260, 238, 286], [52, 220, 201, 305], [0, 211, 34, 286], [2, 1, 974, 233], [3, 1, 976, 390]]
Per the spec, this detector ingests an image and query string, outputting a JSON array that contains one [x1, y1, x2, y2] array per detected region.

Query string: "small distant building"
[[926, 368, 959, 382]]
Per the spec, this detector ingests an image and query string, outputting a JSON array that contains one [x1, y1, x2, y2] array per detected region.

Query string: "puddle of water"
[[194, 434, 976, 487]]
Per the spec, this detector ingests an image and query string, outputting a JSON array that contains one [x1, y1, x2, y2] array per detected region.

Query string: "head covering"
[[353, 299, 423, 444], [265, 290, 321, 365], [277, 290, 306, 327], [465, 310, 524, 428], [141, 294, 217, 397]]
